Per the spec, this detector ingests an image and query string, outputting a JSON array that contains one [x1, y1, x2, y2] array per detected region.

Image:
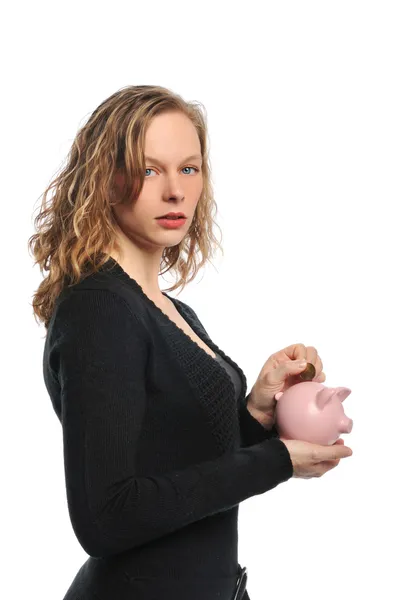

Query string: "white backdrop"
[[3, 1, 397, 598]]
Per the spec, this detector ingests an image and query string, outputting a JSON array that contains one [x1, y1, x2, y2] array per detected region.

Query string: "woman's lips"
[[156, 217, 187, 229]]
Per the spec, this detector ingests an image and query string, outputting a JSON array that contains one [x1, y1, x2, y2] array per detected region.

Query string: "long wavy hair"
[[28, 85, 224, 330]]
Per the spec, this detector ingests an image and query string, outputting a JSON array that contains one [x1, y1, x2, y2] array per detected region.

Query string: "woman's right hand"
[[279, 437, 353, 479]]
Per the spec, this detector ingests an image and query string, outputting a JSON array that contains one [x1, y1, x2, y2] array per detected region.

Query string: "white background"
[[2, 1, 397, 598]]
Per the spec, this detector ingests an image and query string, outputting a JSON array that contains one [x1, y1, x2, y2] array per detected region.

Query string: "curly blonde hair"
[[28, 85, 224, 330]]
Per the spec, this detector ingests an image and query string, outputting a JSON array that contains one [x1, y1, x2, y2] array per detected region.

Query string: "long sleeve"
[[48, 290, 293, 558], [238, 392, 280, 447]]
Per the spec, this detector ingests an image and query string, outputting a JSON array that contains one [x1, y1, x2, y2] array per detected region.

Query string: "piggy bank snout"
[[341, 416, 353, 434]]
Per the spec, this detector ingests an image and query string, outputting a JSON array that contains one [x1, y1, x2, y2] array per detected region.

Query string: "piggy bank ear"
[[335, 386, 352, 402], [316, 387, 332, 409], [275, 392, 283, 401]]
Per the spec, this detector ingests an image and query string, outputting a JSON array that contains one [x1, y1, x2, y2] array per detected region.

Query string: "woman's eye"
[[145, 166, 200, 177], [181, 166, 199, 175]]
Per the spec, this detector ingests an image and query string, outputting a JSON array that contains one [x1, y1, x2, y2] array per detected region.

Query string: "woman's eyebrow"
[[144, 154, 203, 165]]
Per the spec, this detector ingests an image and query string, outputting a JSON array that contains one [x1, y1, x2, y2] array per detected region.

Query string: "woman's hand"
[[247, 343, 326, 427], [279, 436, 352, 478]]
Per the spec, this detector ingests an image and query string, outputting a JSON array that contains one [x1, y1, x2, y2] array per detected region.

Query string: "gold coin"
[[298, 362, 316, 381]]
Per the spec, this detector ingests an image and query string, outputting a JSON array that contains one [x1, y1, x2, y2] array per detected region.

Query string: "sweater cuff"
[[239, 393, 280, 447]]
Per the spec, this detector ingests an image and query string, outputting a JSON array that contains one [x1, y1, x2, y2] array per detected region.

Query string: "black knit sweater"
[[42, 257, 293, 599]]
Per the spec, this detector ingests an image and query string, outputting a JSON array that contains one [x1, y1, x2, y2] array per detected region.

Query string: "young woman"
[[29, 84, 352, 600]]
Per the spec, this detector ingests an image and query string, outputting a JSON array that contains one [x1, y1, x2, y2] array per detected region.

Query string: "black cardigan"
[[42, 257, 293, 599]]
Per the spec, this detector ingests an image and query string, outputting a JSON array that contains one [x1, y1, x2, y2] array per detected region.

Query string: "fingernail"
[[297, 360, 307, 367]]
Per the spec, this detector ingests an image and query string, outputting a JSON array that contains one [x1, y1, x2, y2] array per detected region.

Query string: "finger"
[[316, 446, 353, 461], [313, 441, 352, 462], [268, 358, 310, 385], [314, 358, 324, 379], [313, 372, 326, 383], [323, 459, 341, 467], [282, 343, 308, 361], [304, 346, 323, 380], [283, 344, 323, 382], [305, 346, 318, 366], [320, 460, 341, 474]]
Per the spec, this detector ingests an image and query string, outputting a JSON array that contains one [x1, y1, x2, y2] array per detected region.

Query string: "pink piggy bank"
[[275, 382, 353, 445]]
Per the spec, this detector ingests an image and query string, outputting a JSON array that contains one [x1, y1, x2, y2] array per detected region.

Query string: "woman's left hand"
[[247, 343, 326, 427]]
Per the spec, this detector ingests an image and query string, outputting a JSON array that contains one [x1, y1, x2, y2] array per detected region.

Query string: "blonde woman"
[[29, 85, 352, 600]]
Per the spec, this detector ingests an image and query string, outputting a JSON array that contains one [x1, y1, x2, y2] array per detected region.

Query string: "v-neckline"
[[100, 257, 217, 358], [154, 294, 218, 361], [99, 257, 247, 402], [71, 255, 253, 454]]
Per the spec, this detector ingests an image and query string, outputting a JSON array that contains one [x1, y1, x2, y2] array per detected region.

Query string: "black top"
[[213, 352, 242, 402], [42, 257, 293, 599]]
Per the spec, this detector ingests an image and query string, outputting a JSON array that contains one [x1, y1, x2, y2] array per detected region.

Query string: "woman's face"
[[112, 111, 203, 252]]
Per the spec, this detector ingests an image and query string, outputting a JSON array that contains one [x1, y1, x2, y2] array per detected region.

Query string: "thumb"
[[315, 443, 353, 461], [268, 359, 308, 385]]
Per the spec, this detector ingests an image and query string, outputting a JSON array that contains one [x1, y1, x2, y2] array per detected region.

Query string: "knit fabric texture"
[[42, 257, 293, 599]]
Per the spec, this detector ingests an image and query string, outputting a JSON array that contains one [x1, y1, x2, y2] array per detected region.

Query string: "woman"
[[29, 85, 352, 600]]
